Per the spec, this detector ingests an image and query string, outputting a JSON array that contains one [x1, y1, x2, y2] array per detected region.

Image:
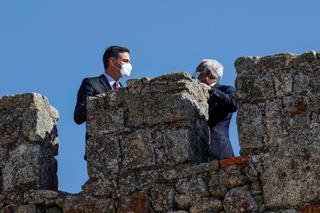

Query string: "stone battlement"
[[1, 51, 320, 212], [0, 93, 58, 193]]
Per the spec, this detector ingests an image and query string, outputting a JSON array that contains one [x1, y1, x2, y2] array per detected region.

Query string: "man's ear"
[[207, 69, 218, 82], [108, 58, 114, 67]]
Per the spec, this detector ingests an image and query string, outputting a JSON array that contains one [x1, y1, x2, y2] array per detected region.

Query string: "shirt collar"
[[104, 72, 116, 89], [210, 82, 217, 87], [211, 82, 219, 88]]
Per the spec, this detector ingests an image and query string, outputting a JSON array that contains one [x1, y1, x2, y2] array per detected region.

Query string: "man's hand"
[[198, 82, 212, 93]]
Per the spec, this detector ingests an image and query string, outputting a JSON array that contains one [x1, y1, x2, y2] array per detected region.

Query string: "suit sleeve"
[[209, 85, 238, 112], [74, 78, 94, 124]]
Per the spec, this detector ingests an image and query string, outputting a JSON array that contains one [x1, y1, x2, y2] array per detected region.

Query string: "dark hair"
[[103, 46, 130, 69]]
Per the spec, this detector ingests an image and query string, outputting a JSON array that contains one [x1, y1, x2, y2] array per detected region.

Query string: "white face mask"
[[120, 63, 132, 77]]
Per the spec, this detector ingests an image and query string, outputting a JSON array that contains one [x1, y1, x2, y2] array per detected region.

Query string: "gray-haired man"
[[195, 59, 238, 160]]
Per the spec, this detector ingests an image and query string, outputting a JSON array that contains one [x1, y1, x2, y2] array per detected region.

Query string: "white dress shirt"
[[104, 73, 117, 90]]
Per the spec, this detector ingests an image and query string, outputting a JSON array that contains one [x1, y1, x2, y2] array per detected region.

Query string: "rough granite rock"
[[84, 72, 211, 199], [223, 187, 257, 213], [235, 51, 320, 209], [189, 198, 223, 213], [260, 129, 320, 208], [0, 93, 58, 145], [0, 93, 58, 193]]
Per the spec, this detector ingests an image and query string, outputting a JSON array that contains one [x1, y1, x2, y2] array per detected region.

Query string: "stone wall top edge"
[[0, 92, 49, 100], [134, 71, 191, 81], [1, 92, 41, 105], [126, 71, 192, 86], [0, 92, 55, 109], [234, 50, 320, 73], [0, 92, 58, 118], [87, 71, 204, 105]]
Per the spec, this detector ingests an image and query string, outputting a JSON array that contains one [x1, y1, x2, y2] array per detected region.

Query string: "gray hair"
[[201, 59, 224, 81]]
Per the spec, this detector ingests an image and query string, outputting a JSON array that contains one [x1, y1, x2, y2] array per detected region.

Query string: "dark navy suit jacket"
[[74, 74, 112, 124], [208, 83, 238, 160]]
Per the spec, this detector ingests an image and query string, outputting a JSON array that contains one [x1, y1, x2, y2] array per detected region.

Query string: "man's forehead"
[[118, 52, 130, 59]]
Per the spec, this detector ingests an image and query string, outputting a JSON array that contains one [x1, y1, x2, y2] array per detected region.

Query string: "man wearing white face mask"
[[74, 45, 132, 124]]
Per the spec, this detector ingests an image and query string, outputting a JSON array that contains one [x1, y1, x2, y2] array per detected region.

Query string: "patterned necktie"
[[113, 82, 120, 89]]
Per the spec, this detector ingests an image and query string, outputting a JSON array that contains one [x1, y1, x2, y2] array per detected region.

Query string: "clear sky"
[[1, 0, 320, 193]]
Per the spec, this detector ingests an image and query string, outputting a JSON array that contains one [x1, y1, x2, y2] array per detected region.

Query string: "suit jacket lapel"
[[99, 74, 112, 91]]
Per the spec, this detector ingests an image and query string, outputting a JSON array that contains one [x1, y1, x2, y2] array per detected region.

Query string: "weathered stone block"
[[223, 187, 257, 213], [250, 181, 262, 195], [236, 73, 274, 103], [174, 194, 192, 210], [309, 69, 320, 92], [0, 93, 58, 145], [86, 89, 128, 135], [209, 184, 227, 198], [244, 162, 259, 182], [159, 168, 177, 182], [189, 198, 222, 213], [81, 178, 116, 198], [175, 177, 209, 198], [236, 51, 320, 75], [1, 204, 37, 213], [121, 129, 155, 170], [292, 51, 319, 71], [234, 56, 260, 74], [127, 92, 201, 128], [117, 191, 150, 213], [45, 206, 63, 213], [86, 133, 121, 178], [150, 185, 175, 212], [118, 170, 158, 196], [62, 195, 115, 213], [208, 160, 220, 175], [301, 204, 320, 213], [261, 126, 320, 208], [0, 147, 6, 192], [265, 100, 285, 151], [23, 189, 61, 204], [127, 72, 191, 94], [237, 103, 266, 155], [209, 165, 249, 190], [87, 108, 127, 135], [2, 142, 57, 192], [125, 72, 209, 127], [310, 94, 320, 123], [18, 204, 38, 213], [274, 73, 293, 97], [179, 162, 210, 179], [0, 93, 58, 192], [293, 71, 310, 95], [154, 129, 208, 167], [282, 96, 309, 130]]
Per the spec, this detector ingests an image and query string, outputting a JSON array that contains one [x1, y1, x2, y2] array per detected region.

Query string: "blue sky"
[[1, 1, 319, 193]]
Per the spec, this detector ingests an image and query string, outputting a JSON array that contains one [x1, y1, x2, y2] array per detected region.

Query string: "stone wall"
[[235, 51, 320, 209], [83, 72, 210, 201], [0, 93, 59, 193], [1, 51, 320, 212]]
